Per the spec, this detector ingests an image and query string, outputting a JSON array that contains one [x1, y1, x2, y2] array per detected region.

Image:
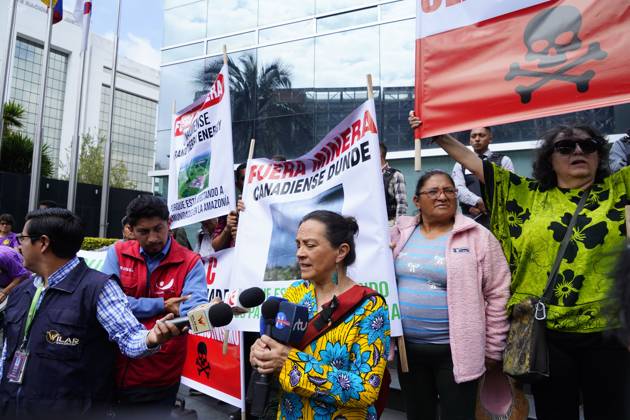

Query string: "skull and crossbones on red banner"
[[505, 5, 608, 104]]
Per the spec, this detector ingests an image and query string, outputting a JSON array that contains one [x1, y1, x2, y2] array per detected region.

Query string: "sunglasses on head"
[[553, 138, 600, 155]]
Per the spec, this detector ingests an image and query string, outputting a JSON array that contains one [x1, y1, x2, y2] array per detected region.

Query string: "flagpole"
[[28, 3, 54, 211], [67, 3, 91, 211], [0, 0, 19, 163], [99, 0, 121, 237]]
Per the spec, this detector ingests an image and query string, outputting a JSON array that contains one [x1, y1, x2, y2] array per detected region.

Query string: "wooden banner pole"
[[412, 110, 421, 171], [397, 336, 409, 372], [247, 138, 256, 161], [222, 329, 230, 355]]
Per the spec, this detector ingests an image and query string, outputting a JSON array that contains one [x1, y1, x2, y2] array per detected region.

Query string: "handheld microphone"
[[225, 287, 266, 311], [168, 302, 233, 333], [250, 297, 283, 418], [258, 296, 286, 335], [271, 301, 309, 345]]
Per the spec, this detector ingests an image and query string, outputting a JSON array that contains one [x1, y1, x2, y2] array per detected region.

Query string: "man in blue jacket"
[[0, 208, 181, 418]]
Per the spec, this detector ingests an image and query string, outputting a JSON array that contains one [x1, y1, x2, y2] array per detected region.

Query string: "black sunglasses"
[[553, 138, 601, 155]]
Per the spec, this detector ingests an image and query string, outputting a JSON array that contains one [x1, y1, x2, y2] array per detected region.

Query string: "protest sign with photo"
[[415, 0, 630, 137], [168, 63, 236, 228], [180, 248, 244, 408], [229, 99, 402, 336]]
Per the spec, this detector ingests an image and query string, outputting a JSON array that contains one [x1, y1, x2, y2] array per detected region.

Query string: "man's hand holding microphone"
[[146, 313, 185, 348]]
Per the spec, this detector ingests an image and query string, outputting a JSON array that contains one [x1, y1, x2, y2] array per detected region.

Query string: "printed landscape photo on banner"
[[264, 184, 344, 282]]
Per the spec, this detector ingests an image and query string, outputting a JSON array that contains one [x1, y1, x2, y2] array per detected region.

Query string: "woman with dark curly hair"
[[409, 114, 630, 420]]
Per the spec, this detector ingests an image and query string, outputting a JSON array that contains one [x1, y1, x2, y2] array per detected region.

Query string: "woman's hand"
[[408, 110, 421, 129], [227, 210, 239, 239], [250, 335, 290, 374]]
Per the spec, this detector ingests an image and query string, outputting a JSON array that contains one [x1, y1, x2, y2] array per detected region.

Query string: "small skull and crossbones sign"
[[505, 5, 607, 104], [196, 342, 211, 378]]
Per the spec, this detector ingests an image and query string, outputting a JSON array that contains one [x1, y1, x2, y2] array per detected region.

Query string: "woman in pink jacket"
[[391, 170, 510, 420]]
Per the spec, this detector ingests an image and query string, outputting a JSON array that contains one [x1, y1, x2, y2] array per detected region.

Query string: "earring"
[[331, 264, 339, 285]]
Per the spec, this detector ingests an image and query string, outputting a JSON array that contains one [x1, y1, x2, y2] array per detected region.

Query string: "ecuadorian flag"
[[41, 0, 63, 24]]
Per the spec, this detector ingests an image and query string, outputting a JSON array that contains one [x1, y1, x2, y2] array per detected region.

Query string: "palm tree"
[[196, 53, 312, 160], [2, 101, 25, 136], [1, 101, 53, 177]]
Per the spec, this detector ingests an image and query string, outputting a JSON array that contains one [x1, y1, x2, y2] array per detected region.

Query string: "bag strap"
[[296, 285, 381, 350], [537, 188, 591, 319]]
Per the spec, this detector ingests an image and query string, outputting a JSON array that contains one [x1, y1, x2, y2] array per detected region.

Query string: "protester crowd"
[[0, 121, 628, 420]]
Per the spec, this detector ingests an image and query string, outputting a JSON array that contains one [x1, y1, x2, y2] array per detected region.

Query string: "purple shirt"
[[0, 247, 29, 288], [0, 232, 18, 249]]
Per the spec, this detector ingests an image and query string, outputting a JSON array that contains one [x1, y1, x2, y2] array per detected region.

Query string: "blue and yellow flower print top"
[[277, 280, 391, 420]]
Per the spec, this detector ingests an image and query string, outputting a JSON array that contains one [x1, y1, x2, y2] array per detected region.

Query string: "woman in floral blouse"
[[250, 210, 390, 420], [410, 114, 630, 420]]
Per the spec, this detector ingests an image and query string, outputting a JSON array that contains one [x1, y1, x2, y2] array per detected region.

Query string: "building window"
[[99, 86, 157, 191], [206, 0, 258, 38], [10, 37, 68, 177]]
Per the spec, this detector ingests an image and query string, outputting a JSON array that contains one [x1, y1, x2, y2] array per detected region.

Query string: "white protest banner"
[[180, 248, 245, 408], [229, 99, 402, 336], [168, 63, 236, 228]]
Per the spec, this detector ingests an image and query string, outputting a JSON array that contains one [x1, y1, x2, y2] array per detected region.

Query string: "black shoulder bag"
[[503, 188, 590, 383]]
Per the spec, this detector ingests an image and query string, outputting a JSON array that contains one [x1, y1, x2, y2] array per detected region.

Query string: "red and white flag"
[[73, 0, 92, 52], [414, 0, 630, 137]]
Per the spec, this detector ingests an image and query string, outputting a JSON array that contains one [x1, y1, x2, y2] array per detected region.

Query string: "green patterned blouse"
[[483, 161, 628, 332]]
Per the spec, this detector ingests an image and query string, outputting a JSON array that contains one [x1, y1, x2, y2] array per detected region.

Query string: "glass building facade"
[[157, 0, 630, 176], [8, 36, 158, 189], [99, 85, 157, 191], [10, 37, 68, 175]]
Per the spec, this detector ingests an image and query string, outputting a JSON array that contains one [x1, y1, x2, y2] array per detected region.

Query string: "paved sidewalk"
[[177, 384, 406, 419]]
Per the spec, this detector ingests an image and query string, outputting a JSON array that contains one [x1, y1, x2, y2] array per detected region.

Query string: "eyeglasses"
[[16, 234, 41, 243], [418, 187, 457, 199], [553, 138, 600, 155]]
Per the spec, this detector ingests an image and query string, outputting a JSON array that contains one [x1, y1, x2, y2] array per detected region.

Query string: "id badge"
[[7, 349, 29, 384]]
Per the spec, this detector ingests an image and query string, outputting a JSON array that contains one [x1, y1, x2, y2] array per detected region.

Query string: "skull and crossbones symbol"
[[196, 342, 211, 378], [505, 5, 607, 104]]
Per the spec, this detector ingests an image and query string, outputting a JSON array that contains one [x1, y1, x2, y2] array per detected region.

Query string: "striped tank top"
[[395, 226, 450, 344]]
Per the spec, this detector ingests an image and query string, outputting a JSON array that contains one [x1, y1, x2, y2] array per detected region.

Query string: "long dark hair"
[[299, 210, 359, 266], [532, 125, 610, 190]]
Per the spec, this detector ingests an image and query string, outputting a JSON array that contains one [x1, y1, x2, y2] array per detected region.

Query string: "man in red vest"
[[102, 195, 208, 416]]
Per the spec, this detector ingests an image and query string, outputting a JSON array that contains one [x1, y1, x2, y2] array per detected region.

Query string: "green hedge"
[[81, 237, 117, 250]]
